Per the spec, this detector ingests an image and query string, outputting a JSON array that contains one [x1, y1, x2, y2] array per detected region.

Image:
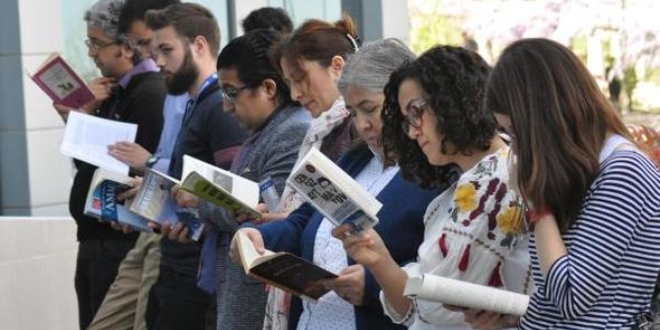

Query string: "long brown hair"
[[485, 38, 630, 231]]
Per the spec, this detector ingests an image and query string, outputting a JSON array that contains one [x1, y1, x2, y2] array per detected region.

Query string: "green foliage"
[[410, 13, 463, 55]]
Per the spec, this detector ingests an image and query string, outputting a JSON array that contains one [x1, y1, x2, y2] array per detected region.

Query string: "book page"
[[236, 231, 275, 272], [404, 275, 530, 316], [60, 112, 137, 175]]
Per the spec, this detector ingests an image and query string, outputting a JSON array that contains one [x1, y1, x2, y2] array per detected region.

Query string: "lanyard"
[[181, 73, 218, 126]]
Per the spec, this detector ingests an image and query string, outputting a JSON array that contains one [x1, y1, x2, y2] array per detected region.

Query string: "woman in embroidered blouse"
[[479, 38, 660, 329], [333, 45, 528, 330], [231, 39, 447, 330]]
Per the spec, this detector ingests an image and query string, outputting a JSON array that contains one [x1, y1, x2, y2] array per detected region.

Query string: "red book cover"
[[30, 53, 95, 109]]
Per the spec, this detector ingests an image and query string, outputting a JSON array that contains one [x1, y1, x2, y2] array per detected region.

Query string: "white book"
[[404, 274, 530, 316], [180, 155, 261, 218], [287, 148, 382, 233], [60, 111, 137, 175]]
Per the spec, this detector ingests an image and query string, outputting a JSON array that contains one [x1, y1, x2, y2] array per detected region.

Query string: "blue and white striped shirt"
[[520, 150, 660, 329]]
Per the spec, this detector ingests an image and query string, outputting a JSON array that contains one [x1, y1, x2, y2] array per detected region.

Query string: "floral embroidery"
[[497, 204, 524, 234], [455, 183, 477, 213]]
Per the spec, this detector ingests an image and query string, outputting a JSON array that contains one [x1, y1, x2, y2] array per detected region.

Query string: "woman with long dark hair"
[[486, 38, 660, 329]]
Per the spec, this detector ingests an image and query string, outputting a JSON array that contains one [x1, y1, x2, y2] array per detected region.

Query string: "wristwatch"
[[145, 155, 160, 169]]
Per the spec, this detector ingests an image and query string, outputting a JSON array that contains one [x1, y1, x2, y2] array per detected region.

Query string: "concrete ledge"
[[0, 217, 78, 329]]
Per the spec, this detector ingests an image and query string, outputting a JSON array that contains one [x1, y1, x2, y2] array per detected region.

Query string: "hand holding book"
[[332, 225, 392, 269], [232, 229, 338, 300], [443, 306, 520, 330]]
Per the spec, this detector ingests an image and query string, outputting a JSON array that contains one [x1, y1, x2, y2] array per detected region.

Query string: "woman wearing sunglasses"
[[334, 45, 530, 330]]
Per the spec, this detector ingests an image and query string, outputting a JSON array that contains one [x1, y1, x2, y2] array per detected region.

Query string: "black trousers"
[[146, 266, 215, 330], [75, 238, 135, 330]]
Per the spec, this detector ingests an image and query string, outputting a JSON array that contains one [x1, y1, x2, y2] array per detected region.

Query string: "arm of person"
[[333, 226, 413, 318], [257, 202, 316, 254], [445, 306, 519, 330], [107, 141, 152, 174], [535, 155, 655, 319]]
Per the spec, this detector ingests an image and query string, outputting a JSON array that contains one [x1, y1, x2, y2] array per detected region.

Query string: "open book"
[[129, 169, 205, 241], [404, 274, 530, 316], [287, 148, 381, 233], [61, 111, 137, 175], [235, 231, 337, 300], [29, 53, 95, 109], [180, 155, 261, 218], [84, 168, 152, 232]]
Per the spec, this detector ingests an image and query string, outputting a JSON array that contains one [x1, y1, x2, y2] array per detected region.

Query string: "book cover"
[[287, 148, 381, 233], [404, 274, 530, 316], [84, 169, 152, 232], [29, 53, 95, 109], [180, 155, 262, 218], [130, 169, 204, 241], [235, 231, 337, 300]]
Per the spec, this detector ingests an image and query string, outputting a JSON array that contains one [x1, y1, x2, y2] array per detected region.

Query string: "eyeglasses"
[[131, 38, 152, 50], [400, 99, 428, 133], [222, 85, 252, 103], [85, 38, 119, 51]]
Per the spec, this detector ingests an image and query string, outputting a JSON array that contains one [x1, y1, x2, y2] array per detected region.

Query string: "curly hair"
[[382, 45, 493, 188]]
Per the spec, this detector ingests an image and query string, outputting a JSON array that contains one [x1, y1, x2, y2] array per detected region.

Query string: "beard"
[[166, 48, 198, 95]]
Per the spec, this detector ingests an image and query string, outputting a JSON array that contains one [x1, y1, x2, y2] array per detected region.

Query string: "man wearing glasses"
[[89, 1, 188, 330], [53, 1, 167, 329]]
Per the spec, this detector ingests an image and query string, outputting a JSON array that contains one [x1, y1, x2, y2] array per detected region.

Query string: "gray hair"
[[338, 38, 415, 94], [85, 0, 144, 63], [84, 0, 127, 42]]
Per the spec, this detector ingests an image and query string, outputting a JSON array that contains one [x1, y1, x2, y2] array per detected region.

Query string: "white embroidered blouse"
[[381, 147, 530, 330]]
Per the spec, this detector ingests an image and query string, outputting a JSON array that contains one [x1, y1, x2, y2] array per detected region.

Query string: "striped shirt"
[[520, 150, 660, 329]]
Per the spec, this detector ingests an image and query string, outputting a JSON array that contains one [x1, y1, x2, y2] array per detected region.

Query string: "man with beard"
[[144, 3, 248, 329], [53, 0, 167, 329], [89, 1, 188, 330]]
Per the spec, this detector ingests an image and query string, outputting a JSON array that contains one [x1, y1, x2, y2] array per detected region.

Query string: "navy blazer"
[[258, 144, 439, 330]]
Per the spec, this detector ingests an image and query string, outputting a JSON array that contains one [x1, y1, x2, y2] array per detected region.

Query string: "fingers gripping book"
[[404, 274, 530, 316], [129, 169, 204, 241], [235, 231, 337, 300], [84, 168, 152, 232]]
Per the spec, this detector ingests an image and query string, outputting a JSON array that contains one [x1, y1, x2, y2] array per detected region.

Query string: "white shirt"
[[297, 153, 399, 330]]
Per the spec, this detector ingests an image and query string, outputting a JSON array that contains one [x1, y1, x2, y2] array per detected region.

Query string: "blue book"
[[130, 169, 205, 240], [84, 169, 152, 232]]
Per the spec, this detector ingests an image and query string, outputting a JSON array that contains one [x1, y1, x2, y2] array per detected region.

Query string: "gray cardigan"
[[198, 104, 311, 329]]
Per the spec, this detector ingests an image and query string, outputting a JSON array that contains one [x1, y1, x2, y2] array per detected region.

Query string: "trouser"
[[87, 233, 162, 330], [146, 266, 215, 330], [75, 238, 135, 330]]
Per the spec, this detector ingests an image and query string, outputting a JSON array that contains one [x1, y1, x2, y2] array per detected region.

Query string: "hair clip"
[[346, 34, 359, 52]]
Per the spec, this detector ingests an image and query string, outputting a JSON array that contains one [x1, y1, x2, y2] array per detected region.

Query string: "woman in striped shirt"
[[482, 38, 660, 329]]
